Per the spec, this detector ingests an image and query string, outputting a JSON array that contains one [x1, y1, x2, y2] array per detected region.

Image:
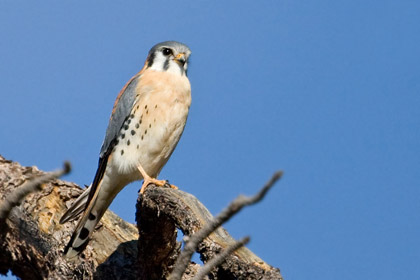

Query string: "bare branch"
[[192, 236, 250, 280], [169, 170, 283, 280], [0, 155, 281, 279], [0, 161, 71, 222]]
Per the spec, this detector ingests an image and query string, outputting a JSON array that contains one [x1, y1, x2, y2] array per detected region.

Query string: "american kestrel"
[[60, 41, 192, 258]]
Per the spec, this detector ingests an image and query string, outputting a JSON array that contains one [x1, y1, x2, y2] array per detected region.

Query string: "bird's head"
[[146, 41, 191, 76]]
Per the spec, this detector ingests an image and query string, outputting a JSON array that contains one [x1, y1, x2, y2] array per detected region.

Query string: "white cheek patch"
[[149, 53, 167, 72]]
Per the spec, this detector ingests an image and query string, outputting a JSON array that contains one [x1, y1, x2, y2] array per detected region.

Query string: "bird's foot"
[[137, 164, 178, 194], [140, 177, 177, 194]]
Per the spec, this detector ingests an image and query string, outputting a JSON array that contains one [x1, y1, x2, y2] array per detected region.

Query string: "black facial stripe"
[[177, 64, 186, 75], [163, 58, 170, 71], [147, 53, 155, 67]]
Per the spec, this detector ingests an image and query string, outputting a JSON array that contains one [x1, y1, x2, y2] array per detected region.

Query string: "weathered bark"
[[0, 155, 139, 279], [0, 155, 282, 279], [137, 187, 282, 280]]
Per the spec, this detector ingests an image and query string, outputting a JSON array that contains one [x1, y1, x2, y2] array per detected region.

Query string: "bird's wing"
[[86, 71, 143, 206], [60, 72, 142, 223], [100, 73, 142, 158], [62, 71, 144, 257]]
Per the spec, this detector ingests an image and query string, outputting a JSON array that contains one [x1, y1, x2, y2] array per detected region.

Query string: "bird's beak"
[[174, 53, 186, 66]]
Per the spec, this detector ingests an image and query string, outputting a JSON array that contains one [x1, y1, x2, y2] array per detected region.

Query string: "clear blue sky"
[[1, 1, 419, 279]]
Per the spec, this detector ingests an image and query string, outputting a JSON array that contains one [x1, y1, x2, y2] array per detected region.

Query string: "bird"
[[60, 41, 192, 258]]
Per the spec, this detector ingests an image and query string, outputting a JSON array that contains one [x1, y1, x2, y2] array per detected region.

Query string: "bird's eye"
[[162, 48, 173, 56]]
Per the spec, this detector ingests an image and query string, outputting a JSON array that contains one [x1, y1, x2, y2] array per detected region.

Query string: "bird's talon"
[[169, 183, 178, 190], [162, 180, 178, 190]]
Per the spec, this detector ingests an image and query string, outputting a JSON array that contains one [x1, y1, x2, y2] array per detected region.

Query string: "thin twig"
[[0, 161, 71, 221], [169, 170, 283, 280], [192, 236, 250, 280]]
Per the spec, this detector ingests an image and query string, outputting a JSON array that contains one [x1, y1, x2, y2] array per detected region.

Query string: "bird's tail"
[[59, 185, 95, 258], [62, 194, 105, 258], [61, 176, 114, 258]]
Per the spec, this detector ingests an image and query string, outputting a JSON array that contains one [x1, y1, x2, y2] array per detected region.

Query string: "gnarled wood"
[[0, 155, 282, 279], [138, 186, 283, 280], [0, 155, 139, 279]]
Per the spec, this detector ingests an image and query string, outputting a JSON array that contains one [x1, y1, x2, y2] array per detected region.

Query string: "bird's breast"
[[110, 70, 191, 179]]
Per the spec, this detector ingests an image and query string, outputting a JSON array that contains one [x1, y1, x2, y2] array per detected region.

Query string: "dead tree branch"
[[0, 155, 283, 279], [168, 171, 283, 280], [138, 172, 283, 280]]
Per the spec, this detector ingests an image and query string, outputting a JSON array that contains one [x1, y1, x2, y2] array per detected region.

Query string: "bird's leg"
[[137, 164, 178, 194]]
